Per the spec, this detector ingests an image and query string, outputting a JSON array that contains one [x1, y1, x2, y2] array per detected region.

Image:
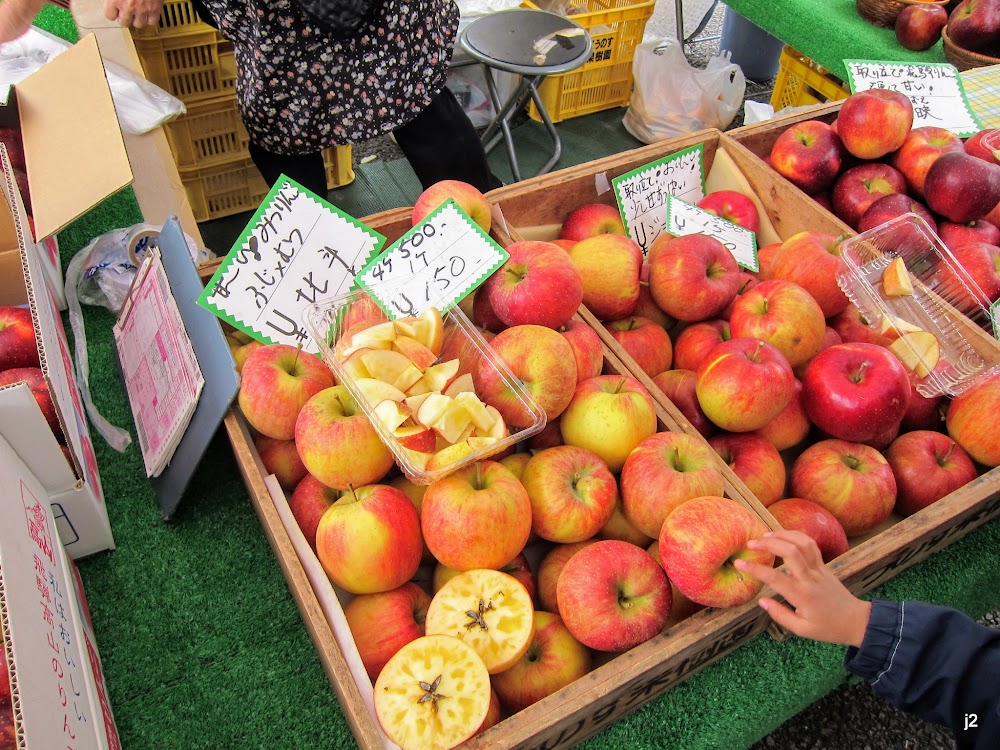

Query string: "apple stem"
[[940, 441, 956, 467], [613, 377, 627, 394], [292, 342, 303, 371], [852, 362, 869, 383], [752, 340, 765, 360]]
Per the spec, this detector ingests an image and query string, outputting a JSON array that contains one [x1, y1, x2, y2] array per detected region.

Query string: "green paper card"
[[197, 176, 386, 352]]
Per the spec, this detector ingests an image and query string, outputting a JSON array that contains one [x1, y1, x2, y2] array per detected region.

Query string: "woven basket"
[[942, 25, 1000, 70], [856, 0, 947, 29]]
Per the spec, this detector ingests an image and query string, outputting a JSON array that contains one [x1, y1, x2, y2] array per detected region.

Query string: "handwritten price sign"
[[612, 144, 706, 255], [197, 177, 386, 352], [844, 61, 981, 137], [666, 195, 759, 271], [356, 199, 508, 319]]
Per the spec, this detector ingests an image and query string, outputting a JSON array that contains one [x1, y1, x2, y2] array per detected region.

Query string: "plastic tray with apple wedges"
[[486, 125, 1000, 642], [196, 202, 782, 750]]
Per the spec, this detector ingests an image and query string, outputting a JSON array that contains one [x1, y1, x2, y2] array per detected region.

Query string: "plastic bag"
[[623, 38, 746, 145]]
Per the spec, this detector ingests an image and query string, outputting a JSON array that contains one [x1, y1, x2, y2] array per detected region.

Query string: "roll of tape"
[[127, 228, 159, 267]]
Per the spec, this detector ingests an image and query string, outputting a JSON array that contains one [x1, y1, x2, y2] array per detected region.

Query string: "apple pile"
[[0, 304, 63, 445]]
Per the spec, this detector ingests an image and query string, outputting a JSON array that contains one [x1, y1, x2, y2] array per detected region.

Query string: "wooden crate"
[[197, 203, 779, 749]]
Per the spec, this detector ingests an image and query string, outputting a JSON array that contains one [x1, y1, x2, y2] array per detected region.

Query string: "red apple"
[[597, 500, 655, 547], [559, 202, 626, 241], [858, 193, 938, 235], [934, 241, 1000, 310], [768, 120, 843, 194], [0, 304, 39, 371], [632, 281, 677, 331], [472, 287, 507, 333], [801, 343, 911, 444], [560, 319, 604, 384], [729, 279, 827, 369], [901, 374, 947, 432], [255, 434, 309, 492], [895, 2, 949, 50], [0, 367, 64, 443], [569, 233, 643, 320], [432, 551, 537, 604], [672, 319, 731, 372], [947, 371, 1000, 466], [607, 315, 673, 377], [837, 89, 913, 160], [651, 368, 718, 438], [756, 241, 784, 280], [964, 127, 1000, 164], [886, 430, 979, 516], [484, 240, 583, 329], [924, 151, 1000, 224], [947, 0, 1000, 52], [831, 162, 907, 230], [537, 540, 596, 613], [556, 539, 671, 651], [767, 231, 849, 318], [790, 438, 897, 536], [696, 190, 761, 232], [412, 179, 491, 232], [288, 474, 341, 551], [708, 432, 786, 507], [751, 378, 811, 451], [938, 219, 1000, 251], [829, 304, 894, 347], [344, 582, 431, 680], [722, 272, 762, 320], [767, 498, 849, 562], [528, 419, 565, 451], [648, 234, 741, 322], [890, 126, 965, 197]]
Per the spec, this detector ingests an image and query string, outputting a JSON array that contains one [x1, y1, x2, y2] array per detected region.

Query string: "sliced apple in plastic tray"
[[889, 330, 941, 378]]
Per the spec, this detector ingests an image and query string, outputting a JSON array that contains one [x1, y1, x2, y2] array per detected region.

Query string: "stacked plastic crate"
[[131, 0, 355, 222]]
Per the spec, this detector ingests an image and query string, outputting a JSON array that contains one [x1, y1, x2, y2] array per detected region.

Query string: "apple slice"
[[392, 336, 438, 371], [454, 391, 495, 433], [372, 399, 411, 432], [414, 307, 445, 355], [394, 424, 437, 453], [415, 392, 453, 428], [373, 634, 491, 750], [478, 405, 509, 441], [406, 358, 461, 396], [889, 330, 941, 378], [340, 348, 371, 380], [426, 441, 474, 472], [404, 392, 432, 415], [466, 435, 500, 453], [392, 315, 421, 339], [352, 377, 406, 406], [882, 256, 914, 297], [338, 320, 397, 359], [431, 400, 474, 445], [442, 372, 476, 398], [361, 349, 424, 392], [878, 314, 924, 341], [402, 448, 433, 473], [424, 569, 535, 674]]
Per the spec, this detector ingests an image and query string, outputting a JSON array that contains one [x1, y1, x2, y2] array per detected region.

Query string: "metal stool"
[[459, 9, 593, 182]]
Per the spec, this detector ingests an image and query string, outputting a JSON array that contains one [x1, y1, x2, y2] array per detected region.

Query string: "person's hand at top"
[[0, 0, 46, 43], [103, 0, 164, 28], [734, 530, 872, 648]]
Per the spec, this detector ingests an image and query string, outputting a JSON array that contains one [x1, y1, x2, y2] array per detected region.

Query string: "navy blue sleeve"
[[844, 599, 1000, 749]]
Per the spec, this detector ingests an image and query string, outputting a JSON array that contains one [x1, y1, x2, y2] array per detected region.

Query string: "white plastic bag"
[[623, 38, 746, 144]]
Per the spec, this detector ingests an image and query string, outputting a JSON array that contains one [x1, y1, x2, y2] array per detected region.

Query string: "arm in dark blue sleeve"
[[844, 599, 1000, 749]]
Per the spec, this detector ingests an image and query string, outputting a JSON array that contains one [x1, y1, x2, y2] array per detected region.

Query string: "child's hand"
[[734, 530, 871, 648], [0, 0, 45, 43]]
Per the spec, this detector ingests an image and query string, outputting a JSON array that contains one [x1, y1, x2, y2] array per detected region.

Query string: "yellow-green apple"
[[239, 344, 335, 440], [886, 430, 979, 516], [837, 89, 913, 160], [0, 367, 64, 443], [648, 234, 741, 322], [830, 303, 894, 347], [938, 218, 1000, 251], [420, 459, 531, 570], [474, 324, 576, 426], [633, 281, 676, 331], [491, 610, 592, 713], [559, 374, 657, 472], [315, 483, 423, 594], [619, 431, 725, 538], [499, 450, 532, 481], [484, 240, 583, 329], [766, 497, 849, 562], [568, 234, 643, 320], [695, 338, 796, 432], [947, 0, 1000, 51], [0, 305, 39, 371], [556, 539, 671, 651], [411, 179, 491, 232], [924, 151, 1000, 223], [858, 193, 938, 235], [288, 474, 341, 552], [522, 445, 618, 543], [433, 551, 537, 603], [672, 319, 731, 372], [721, 272, 761, 320], [559, 202, 625, 241], [696, 190, 761, 232], [597, 501, 655, 547], [751, 378, 811, 451], [343, 582, 431, 680], [294, 385, 395, 489], [559, 318, 604, 384], [946, 371, 1000, 466], [472, 286, 507, 333], [255, 435, 308, 492], [729, 279, 826, 369], [658, 495, 773, 608], [895, 2, 948, 49], [768, 120, 843, 195], [537, 540, 596, 613], [934, 241, 1000, 309], [891, 126, 965, 197], [801, 342, 911, 443], [228, 336, 264, 372], [708, 433, 786, 507], [607, 315, 673, 377], [651, 368, 718, 438], [767, 231, 849, 318], [790, 439, 897, 535], [830, 162, 907, 230]]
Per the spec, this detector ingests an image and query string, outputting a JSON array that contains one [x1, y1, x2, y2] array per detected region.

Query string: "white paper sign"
[[666, 195, 759, 271], [845, 61, 981, 137], [197, 178, 386, 352], [356, 200, 508, 319], [612, 144, 706, 256]]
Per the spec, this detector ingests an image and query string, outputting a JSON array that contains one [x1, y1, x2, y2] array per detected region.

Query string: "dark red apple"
[[767, 497, 850, 562], [890, 126, 965, 198], [651, 368, 718, 438], [0, 367, 64, 443], [858, 193, 938, 234], [768, 120, 844, 195], [937, 219, 1000, 250], [885, 430, 979, 516], [0, 304, 39, 371], [895, 3, 949, 50], [934, 241, 1000, 309], [829, 304, 894, 347], [901, 375, 947, 432], [696, 190, 761, 232], [924, 150, 1000, 223], [946, 0, 1000, 52], [831, 162, 907, 230]]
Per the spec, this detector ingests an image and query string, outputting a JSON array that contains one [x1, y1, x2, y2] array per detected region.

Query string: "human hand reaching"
[[734, 530, 871, 648], [103, 0, 164, 28], [0, 0, 46, 43]]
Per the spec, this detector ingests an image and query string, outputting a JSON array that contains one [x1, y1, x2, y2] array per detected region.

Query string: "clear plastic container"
[[303, 285, 547, 484], [837, 213, 1000, 397]]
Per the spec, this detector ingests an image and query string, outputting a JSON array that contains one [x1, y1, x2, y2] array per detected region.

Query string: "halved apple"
[[878, 313, 923, 342], [394, 424, 437, 453], [889, 330, 941, 378], [372, 399, 411, 432], [415, 393, 453, 428], [442, 372, 476, 398], [882, 256, 914, 297], [426, 441, 474, 472], [352, 377, 406, 406], [406, 358, 461, 396], [361, 349, 424, 392], [431, 400, 474, 444], [392, 336, 438, 371]]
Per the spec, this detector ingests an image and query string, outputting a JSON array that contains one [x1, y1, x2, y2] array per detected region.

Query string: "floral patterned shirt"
[[198, 0, 459, 153]]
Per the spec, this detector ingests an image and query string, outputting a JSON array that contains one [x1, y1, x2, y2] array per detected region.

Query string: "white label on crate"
[[197, 177, 386, 353], [844, 61, 982, 137], [665, 195, 759, 272], [612, 144, 706, 256], [991, 297, 999, 340], [355, 200, 508, 320]]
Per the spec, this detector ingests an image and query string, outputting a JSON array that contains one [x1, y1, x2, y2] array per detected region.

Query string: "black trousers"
[[248, 87, 502, 197]]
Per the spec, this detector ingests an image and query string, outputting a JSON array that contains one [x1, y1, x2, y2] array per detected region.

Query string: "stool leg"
[[525, 75, 563, 176], [480, 66, 530, 182]]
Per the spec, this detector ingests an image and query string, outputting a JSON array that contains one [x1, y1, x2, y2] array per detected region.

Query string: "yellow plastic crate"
[[323, 145, 355, 189], [770, 45, 850, 111], [130, 0, 215, 37], [132, 29, 237, 104], [162, 95, 250, 169], [523, 0, 655, 123]]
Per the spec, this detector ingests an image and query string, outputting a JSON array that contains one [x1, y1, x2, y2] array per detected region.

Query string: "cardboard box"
[[0, 432, 121, 749], [0, 32, 134, 309]]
